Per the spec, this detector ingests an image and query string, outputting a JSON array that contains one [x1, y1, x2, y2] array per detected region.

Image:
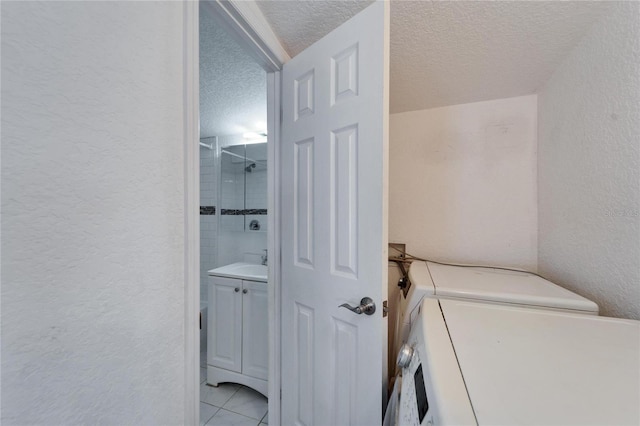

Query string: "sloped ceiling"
[[256, 1, 612, 113], [255, 0, 374, 56], [200, 3, 267, 138]]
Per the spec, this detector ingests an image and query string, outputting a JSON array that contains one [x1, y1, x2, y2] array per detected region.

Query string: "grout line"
[[220, 386, 268, 421], [212, 408, 261, 424], [218, 385, 243, 408], [200, 402, 220, 426]]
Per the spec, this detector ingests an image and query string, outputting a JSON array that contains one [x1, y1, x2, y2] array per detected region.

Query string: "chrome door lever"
[[339, 297, 376, 315]]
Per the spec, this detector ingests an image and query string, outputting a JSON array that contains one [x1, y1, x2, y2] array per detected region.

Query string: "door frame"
[[183, 1, 289, 425]]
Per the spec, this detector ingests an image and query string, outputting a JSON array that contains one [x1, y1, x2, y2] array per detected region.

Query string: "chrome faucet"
[[261, 249, 268, 266]]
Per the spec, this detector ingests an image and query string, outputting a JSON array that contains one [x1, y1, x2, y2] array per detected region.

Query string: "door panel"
[[330, 124, 358, 278], [281, 2, 390, 424], [294, 138, 314, 268]]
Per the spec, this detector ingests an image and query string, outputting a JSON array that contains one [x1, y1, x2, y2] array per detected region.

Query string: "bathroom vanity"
[[207, 262, 268, 396]]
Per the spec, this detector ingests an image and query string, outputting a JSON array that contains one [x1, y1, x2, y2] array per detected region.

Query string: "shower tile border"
[[200, 206, 216, 215], [200, 207, 268, 216], [220, 209, 267, 216]]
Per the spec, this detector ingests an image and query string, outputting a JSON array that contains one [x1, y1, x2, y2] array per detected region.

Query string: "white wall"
[[389, 95, 538, 270], [1, 2, 186, 423], [538, 2, 640, 320]]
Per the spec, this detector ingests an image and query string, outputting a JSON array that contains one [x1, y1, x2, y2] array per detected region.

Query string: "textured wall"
[[1, 2, 186, 423], [538, 2, 640, 320], [199, 2, 267, 138], [389, 95, 538, 270]]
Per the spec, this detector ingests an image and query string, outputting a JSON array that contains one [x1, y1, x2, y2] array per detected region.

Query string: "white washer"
[[394, 298, 640, 425], [394, 261, 599, 359]]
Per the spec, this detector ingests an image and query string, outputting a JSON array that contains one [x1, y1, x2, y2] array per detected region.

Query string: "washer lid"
[[427, 262, 598, 313], [440, 299, 640, 426], [402, 261, 436, 318]]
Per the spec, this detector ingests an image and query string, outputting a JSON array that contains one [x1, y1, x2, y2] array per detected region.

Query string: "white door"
[[242, 280, 269, 380], [281, 2, 390, 424]]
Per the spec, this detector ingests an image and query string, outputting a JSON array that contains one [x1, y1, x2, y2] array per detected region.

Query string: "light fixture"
[[243, 132, 267, 139], [243, 131, 267, 144]]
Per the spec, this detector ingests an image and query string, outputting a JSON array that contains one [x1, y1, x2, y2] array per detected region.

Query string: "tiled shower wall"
[[217, 165, 268, 266], [219, 157, 245, 233], [217, 138, 268, 267], [245, 165, 268, 233], [200, 139, 218, 298], [200, 138, 268, 296]]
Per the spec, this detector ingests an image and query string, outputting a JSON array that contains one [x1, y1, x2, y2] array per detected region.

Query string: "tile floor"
[[200, 353, 268, 426]]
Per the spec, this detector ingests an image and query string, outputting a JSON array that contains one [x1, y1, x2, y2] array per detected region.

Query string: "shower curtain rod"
[[221, 148, 266, 165]]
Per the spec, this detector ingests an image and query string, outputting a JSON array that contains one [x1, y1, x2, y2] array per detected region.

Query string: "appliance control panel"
[[398, 338, 435, 426]]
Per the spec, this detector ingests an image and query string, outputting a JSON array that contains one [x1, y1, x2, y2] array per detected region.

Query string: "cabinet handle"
[[243, 289, 248, 294], [234, 287, 240, 292]]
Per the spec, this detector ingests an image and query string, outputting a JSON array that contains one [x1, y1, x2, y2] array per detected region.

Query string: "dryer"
[[391, 298, 639, 425], [394, 261, 599, 360]]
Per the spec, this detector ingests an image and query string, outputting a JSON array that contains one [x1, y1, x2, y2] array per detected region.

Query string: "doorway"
[[187, 1, 389, 424], [196, 2, 282, 425]]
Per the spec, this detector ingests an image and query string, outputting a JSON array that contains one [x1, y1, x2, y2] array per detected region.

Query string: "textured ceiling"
[[256, 0, 374, 57], [256, 1, 611, 113], [389, 1, 611, 112], [200, 3, 267, 138]]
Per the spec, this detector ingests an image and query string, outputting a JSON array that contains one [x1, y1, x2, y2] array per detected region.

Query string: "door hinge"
[[382, 300, 389, 317]]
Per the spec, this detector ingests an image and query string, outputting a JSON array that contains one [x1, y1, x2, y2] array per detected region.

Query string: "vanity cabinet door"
[[208, 276, 242, 373], [241, 280, 268, 380]]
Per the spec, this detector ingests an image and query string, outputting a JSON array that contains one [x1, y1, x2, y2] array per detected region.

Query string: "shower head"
[[245, 163, 256, 172]]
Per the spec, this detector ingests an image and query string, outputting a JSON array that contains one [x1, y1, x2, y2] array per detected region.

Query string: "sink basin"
[[208, 262, 267, 282]]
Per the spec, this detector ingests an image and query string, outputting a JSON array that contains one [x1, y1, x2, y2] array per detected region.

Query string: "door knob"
[[339, 297, 376, 315], [396, 343, 414, 369]]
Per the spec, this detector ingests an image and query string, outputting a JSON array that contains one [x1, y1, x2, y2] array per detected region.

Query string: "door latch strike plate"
[[383, 300, 388, 317]]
